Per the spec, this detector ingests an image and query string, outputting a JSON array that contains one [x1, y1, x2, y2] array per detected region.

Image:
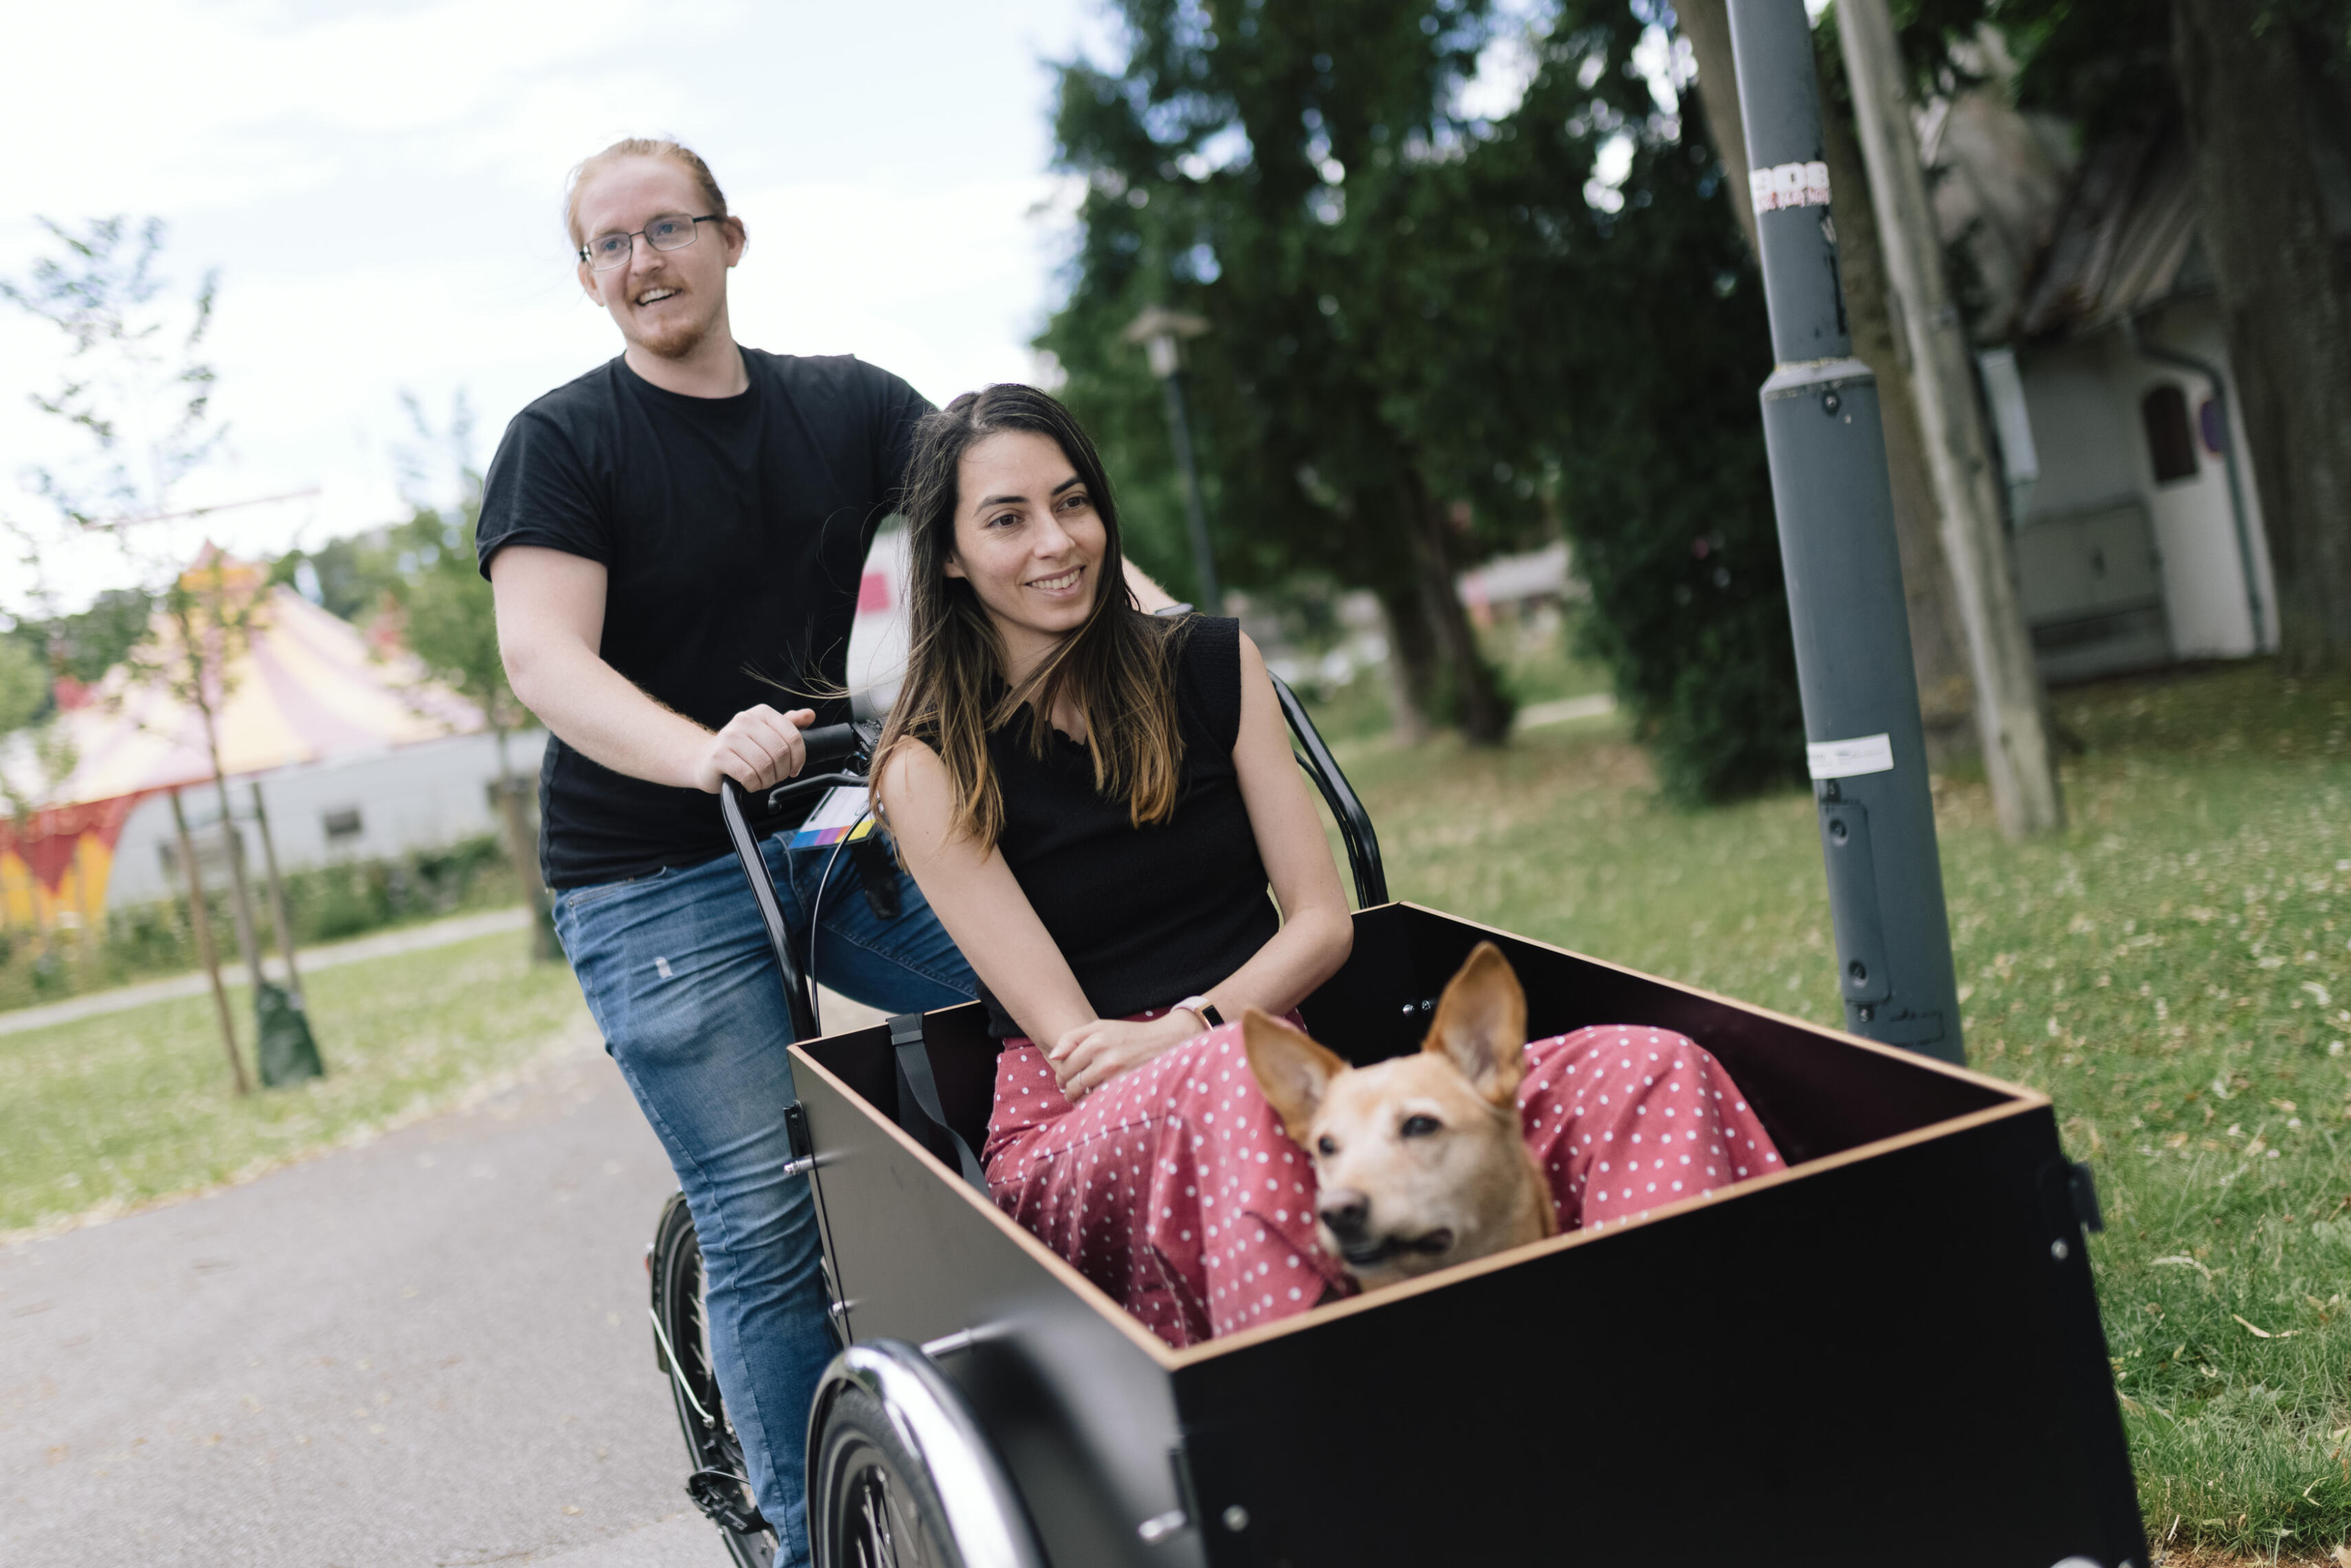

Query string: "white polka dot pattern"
[[982, 1016, 1785, 1346]]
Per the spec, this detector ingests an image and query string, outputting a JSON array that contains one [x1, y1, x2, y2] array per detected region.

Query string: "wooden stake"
[[184, 661, 269, 995], [171, 789, 249, 1096], [67, 846, 98, 964], [249, 781, 304, 1004], [1837, 0, 2064, 839]]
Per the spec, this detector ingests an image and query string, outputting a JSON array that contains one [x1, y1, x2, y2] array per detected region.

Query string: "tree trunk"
[[250, 781, 305, 1004], [1398, 467, 1512, 745], [1371, 577, 1437, 747], [170, 788, 249, 1096], [2173, 0, 2351, 673], [1679, 0, 1976, 762], [1813, 22, 1977, 761], [1840, 0, 2065, 839], [196, 710, 269, 993], [1675, 0, 1760, 261], [492, 733, 560, 963]]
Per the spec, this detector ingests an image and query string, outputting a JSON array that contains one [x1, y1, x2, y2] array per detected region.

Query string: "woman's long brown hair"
[[874, 384, 1190, 849]]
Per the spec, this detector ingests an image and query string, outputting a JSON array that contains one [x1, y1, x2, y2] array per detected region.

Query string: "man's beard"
[[630, 289, 718, 361]]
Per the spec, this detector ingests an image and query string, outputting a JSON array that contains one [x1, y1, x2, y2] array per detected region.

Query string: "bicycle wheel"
[[650, 1190, 778, 1568], [808, 1342, 1045, 1568]]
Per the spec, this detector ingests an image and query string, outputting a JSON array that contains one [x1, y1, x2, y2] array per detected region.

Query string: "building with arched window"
[[1945, 113, 2281, 681]]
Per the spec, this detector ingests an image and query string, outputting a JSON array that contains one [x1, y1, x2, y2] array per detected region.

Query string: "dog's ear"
[[1244, 1008, 1346, 1144], [1424, 942, 1527, 1105]]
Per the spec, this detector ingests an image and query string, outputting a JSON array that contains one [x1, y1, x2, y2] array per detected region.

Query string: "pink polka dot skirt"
[[983, 1018, 1782, 1348]]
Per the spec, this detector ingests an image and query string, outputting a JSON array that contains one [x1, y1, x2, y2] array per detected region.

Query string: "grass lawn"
[[1332, 660, 2351, 1561], [5, 649, 2342, 1553], [0, 930, 591, 1239]]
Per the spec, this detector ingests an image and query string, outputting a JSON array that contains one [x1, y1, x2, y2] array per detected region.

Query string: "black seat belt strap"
[[848, 833, 902, 922], [887, 1013, 989, 1192]]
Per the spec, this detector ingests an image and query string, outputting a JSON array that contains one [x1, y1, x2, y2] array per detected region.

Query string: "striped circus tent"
[[1, 556, 483, 928]]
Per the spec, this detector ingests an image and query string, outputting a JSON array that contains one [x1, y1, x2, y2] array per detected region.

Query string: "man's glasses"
[[580, 213, 723, 271]]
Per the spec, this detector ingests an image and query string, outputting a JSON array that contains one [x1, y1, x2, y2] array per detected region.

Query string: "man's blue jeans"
[[553, 833, 975, 1565]]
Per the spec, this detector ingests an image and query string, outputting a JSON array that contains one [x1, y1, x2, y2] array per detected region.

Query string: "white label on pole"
[[1807, 733, 1895, 779], [1750, 159, 1832, 214]]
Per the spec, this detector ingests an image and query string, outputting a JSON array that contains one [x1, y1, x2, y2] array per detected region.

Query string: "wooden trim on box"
[[788, 1042, 1186, 1370], [1397, 901, 2033, 1101]]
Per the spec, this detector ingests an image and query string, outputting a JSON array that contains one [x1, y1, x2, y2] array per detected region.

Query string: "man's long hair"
[[874, 384, 1190, 849]]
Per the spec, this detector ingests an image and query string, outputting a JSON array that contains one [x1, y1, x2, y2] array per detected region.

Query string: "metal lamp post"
[[1124, 306, 1222, 615], [1728, 0, 1966, 1063]]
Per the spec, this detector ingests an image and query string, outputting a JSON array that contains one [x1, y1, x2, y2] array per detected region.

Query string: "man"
[[479, 136, 1166, 1564]]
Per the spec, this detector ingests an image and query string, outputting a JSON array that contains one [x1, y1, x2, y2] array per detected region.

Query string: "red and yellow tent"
[[1, 558, 483, 930]]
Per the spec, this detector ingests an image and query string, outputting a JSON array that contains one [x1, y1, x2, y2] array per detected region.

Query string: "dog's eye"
[[1400, 1114, 1441, 1138], [1316, 1135, 1338, 1156]]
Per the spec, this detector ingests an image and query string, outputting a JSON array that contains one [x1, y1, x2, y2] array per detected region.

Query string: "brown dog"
[[1244, 942, 1554, 1291]]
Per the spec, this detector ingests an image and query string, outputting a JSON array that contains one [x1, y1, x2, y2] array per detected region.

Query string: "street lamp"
[[1123, 305, 1221, 615]]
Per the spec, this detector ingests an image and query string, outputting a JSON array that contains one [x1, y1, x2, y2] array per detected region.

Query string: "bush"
[[0, 833, 522, 1011]]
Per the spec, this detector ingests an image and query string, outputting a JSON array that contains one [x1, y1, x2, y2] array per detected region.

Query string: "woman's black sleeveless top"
[[977, 617, 1279, 1039]]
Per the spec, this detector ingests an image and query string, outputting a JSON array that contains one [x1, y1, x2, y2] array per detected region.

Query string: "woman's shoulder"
[[873, 730, 947, 801], [1171, 615, 1247, 748], [1173, 613, 1242, 682]]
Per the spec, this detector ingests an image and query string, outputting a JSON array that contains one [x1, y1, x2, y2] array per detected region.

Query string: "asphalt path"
[[2, 989, 883, 1567]]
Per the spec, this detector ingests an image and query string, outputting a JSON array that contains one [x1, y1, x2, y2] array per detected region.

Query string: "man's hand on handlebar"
[[692, 705, 815, 794]]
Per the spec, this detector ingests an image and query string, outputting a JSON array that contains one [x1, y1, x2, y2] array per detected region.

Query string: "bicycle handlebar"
[[797, 721, 867, 776], [713, 719, 879, 1042]]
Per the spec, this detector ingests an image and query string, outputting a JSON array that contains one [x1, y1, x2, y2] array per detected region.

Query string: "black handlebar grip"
[[798, 722, 863, 772]]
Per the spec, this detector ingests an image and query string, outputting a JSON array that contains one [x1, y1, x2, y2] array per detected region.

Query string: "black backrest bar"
[[719, 777, 820, 1041], [1268, 673, 1388, 907]]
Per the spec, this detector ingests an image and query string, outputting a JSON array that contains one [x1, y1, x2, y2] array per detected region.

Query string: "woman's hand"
[[1049, 1011, 1204, 1101]]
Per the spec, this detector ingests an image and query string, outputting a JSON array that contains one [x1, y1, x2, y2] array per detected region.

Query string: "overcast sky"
[[0, 0, 1118, 616]]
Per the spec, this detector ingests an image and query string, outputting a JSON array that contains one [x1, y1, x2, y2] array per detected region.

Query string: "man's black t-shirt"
[[476, 350, 929, 889]]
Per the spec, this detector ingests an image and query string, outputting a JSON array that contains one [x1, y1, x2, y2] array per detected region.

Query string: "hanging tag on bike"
[[787, 785, 876, 850]]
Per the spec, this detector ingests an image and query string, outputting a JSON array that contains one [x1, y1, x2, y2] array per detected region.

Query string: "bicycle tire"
[[650, 1191, 779, 1568], [811, 1383, 967, 1568]]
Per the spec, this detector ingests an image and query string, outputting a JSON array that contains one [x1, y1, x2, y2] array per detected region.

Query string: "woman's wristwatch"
[[1173, 995, 1224, 1033]]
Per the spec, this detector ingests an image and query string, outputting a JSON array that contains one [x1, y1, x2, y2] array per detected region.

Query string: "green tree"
[[1042, 0, 1805, 797], [374, 392, 558, 960], [3, 216, 308, 1090], [0, 636, 43, 735], [0, 217, 221, 531], [1040, 0, 1522, 743]]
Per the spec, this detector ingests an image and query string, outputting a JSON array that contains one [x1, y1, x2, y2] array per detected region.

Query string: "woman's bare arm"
[[490, 544, 813, 793], [1203, 630, 1356, 1008], [1048, 633, 1354, 1096]]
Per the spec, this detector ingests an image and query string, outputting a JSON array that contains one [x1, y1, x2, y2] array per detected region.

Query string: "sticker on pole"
[[1750, 159, 1831, 214], [1807, 733, 1895, 780]]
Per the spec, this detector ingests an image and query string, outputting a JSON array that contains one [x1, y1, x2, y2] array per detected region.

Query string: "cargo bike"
[[648, 696, 2149, 1568]]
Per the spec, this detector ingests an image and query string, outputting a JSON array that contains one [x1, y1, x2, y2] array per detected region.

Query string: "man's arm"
[[490, 544, 813, 793]]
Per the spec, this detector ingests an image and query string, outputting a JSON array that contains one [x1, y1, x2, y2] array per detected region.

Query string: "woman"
[[874, 385, 1780, 1346]]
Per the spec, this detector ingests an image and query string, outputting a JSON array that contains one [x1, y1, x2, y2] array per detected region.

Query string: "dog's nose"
[[1318, 1189, 1370, 1239]]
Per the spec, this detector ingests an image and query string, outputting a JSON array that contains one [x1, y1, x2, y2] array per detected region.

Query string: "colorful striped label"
[[788, 786, 876, 850]]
